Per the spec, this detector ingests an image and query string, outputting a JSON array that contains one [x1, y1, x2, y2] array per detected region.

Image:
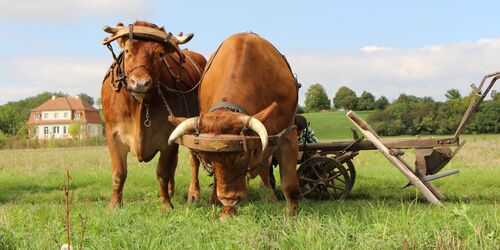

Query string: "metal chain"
[[191, 150, 214, 176], [144, 104, 151, 127], [156, 81, 174, 116]]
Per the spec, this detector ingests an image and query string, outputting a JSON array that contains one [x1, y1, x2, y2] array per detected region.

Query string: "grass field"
[[0, 111, 498, 249], [303, 111, 373, 141]]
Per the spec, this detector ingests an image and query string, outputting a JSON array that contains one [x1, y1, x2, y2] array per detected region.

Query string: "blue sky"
[[1, 0, 499, 104]]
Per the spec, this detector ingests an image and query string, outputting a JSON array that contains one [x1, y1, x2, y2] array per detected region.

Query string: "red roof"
[[32, 97, 97, 112], [28, 97, 103, 125]]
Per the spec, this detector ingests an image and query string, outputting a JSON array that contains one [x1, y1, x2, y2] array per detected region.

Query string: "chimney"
[[52, 95, 56, 100]]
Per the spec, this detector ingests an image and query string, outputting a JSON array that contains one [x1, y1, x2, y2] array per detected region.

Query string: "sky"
[[0, 0, 499, 105]]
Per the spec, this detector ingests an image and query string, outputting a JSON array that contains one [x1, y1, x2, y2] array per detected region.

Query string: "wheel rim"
[[297, 157, 351, 200], [345, 160, 356, 188]]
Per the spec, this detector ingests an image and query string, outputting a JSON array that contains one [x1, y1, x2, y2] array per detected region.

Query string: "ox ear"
[[168, 115, 188, 126], [253, 102, 278, 123]]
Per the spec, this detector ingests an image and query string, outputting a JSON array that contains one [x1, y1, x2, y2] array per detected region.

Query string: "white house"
[[28, 96, 103, 139]]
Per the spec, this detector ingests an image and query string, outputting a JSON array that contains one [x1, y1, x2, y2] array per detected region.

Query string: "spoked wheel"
[[297, 156, 351, 200], [344, 160, 356, 188]]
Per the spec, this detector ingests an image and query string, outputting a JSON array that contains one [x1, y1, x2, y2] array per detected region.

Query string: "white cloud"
[[0, 0, 151, 22], [360, 46, 393, 52], [288, 38, 500, 104], [0, 56, 110, 104]]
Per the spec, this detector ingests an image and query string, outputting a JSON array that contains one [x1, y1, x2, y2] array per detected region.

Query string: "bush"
[[0, 136, 106, 150], [0, 131, 7, 148]]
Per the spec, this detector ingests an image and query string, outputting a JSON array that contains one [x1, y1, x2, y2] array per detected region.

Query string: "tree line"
[[302, 83, 388, 112], [301, 83, 499, 135], [368, 89, 500, 136]]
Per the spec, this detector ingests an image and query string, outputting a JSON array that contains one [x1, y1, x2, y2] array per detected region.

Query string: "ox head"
[[168, 102, 278, 208], [103, 21, 193, 99]]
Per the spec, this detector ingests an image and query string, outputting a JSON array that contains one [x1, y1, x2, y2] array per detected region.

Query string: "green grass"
[[0, 112, 498, 249], [303, 111, 373, 140]]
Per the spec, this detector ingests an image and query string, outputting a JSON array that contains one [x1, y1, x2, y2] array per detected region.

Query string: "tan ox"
[[101, 21, 206, 210], [169, 33, 301, 218]]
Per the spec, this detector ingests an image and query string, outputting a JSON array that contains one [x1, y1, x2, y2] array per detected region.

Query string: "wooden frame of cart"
[[296, 71, 499, 204]]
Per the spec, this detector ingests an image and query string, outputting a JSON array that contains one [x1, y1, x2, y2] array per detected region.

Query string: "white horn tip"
[[175, 33, 194, 44]]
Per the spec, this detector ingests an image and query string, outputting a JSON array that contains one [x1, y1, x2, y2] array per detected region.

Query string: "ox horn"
[[174, 33, 194, 45], [103, 25, 121, 34], [239, 117, 269, 151], [168, 117, 198, 145]]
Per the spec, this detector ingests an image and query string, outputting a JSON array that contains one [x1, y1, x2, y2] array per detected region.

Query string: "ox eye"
[[158, 51, 165, 58]]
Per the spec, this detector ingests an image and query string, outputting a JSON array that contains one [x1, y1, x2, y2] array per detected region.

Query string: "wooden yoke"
[[346, 111, 442, 205]]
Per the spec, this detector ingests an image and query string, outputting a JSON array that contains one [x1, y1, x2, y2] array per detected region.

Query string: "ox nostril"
[[128, 77, 137, 89], [218, 196, 241, 206], [128, 76, 151, 92]]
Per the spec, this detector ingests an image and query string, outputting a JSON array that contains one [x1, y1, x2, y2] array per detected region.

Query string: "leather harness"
[[104, 29, 202, 118]]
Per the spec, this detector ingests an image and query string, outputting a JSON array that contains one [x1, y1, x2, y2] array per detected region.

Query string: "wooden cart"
[[296, 72, 499, 204]]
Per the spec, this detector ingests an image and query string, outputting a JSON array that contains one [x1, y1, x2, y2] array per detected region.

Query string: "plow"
[[296, 71, 499, 204]]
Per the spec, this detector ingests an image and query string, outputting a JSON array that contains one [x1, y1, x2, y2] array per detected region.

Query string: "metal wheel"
[[344, 159, 356, 188], [297, 156, 351, 200]]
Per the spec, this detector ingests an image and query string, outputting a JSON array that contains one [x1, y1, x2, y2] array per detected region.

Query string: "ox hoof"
[[108, 199, 123, 212], [263, 192, 279, 203], [161, 201, 174, 211], [219, 206, 237, 221], [187, 194, 199, 203], [286, 203, 299, 216]]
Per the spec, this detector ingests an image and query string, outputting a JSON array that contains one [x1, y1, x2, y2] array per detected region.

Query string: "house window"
[[34, 113, 40, 120], [64, 112, 68, 119], [75, 112, 81, 119], [35, 127, 39, 135], [63, 126, 67, 134], [53, 126, 59, 134], [44, 113, 48, 119], [44, 127, 49, 134], [54, 113, 59, 119]]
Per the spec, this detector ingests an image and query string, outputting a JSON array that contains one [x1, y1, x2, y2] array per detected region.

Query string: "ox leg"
[[157, 146, 178, 210], [276, 129, 301, 215], [209, 177, 220, 205], [257, 161, 278, 202], [187, 151, 201, 203], [107, 136, 129, 211]]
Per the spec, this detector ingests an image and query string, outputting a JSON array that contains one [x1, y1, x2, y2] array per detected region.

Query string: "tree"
[[357, 91, 375, 110], [304, 83, 331, 112], [96, 97, 102, 110], [79, 93, 94, 105], [493, 91, 499, 102], [445, 88, 461, 100], [69, 122, 82, 139], [374, 96, 389, 109], [333, 86, 357, 110], [296, 105, 305, 114]]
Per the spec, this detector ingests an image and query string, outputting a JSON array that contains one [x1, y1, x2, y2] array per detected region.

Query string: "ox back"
[[199, 32, 298, 132]]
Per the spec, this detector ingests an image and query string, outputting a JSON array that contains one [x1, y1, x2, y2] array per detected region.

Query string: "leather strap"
[[208, 101, 249, 115]]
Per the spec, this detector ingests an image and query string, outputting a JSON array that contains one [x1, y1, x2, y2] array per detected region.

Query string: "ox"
[[169, 33, 301, 218], [101, 21, 206, 210]]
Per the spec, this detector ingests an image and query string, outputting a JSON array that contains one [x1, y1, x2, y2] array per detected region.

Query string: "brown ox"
[[169, 33, 301, 218], [101, 21, 206, 210]]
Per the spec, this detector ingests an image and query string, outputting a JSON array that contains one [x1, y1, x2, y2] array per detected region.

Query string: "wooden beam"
[[346, 111, 442, 205], [299, 137, 459, 152]]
